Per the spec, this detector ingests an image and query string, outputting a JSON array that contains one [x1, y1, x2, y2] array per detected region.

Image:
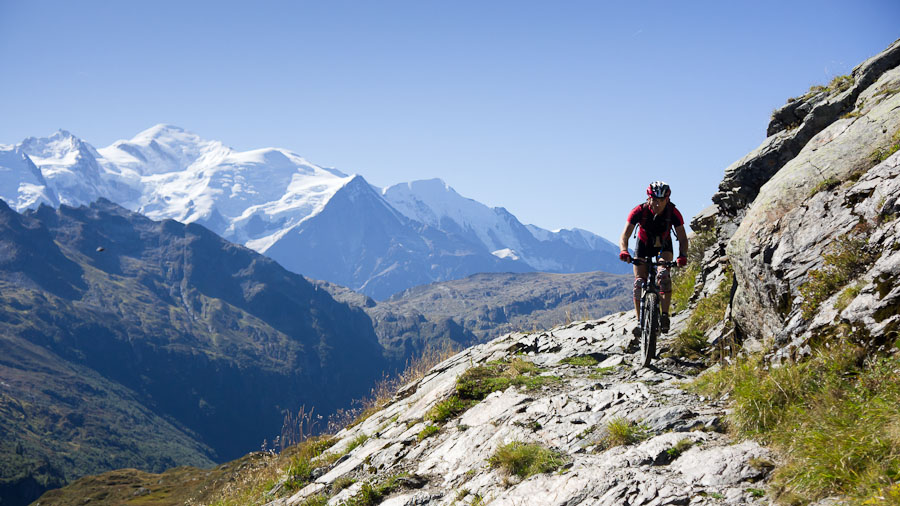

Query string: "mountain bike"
[[631, 256, 678, 367]]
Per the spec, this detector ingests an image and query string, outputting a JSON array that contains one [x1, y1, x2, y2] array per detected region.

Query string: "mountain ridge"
[[0, 125, 627, 298], [0, 198, 390, 505]]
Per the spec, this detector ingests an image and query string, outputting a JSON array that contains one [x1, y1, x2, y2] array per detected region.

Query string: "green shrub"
[[600, 416, 651, 448], [834, 281, 864, 313], [799, 234, 876, 320], [330, 476, 355, 494], [671, 229, 717, 313], [456, 358, 557, 401], [871, 129, 900, 165], [671, 262, 700, 313], [487, 441, 566, 478], [342, 475, 406, 506], [284, 456, 314, 491], [297, 495, 328, 506], [667, 331, 707, 360], [672, 266, 733, 357], [809, 177, 842, 197], [561, 355, 600, 367], [692, 344, 900, 503], [427, 358, 560, 425], [417, 424, 440, 441], [666, 438, 694, 459], [426, 396, 471, 423], [345, 433, 369, 453]]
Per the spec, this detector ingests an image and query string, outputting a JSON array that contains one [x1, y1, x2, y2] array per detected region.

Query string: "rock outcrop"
[[712, 39, 900, 222], [693, 38, 900, 355], [266, 311, 773, 506]]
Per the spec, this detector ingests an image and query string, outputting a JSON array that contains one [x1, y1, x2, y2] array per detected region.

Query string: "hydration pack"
[[634, 201, 676, 245]]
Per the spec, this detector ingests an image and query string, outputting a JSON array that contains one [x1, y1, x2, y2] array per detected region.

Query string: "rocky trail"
[[268, 310, 773, 506]]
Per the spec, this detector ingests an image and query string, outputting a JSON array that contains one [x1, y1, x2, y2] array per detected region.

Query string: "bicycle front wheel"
[[640, 293, 659, 367]]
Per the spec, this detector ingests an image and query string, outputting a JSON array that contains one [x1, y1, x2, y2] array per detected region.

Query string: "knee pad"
[[658, 268, 671, 294], [633, 278, 645, 300]]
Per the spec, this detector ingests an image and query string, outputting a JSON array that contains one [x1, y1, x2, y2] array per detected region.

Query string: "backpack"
[[634, 201, 676, 244]]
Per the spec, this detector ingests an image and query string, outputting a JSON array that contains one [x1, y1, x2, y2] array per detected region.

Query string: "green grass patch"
[[828, 74, 854, 94], [487, 441, 566, 478], [456, 358, 559, 400], [809, 177, 842, 197], [748, 487, 766, 498], [799, 233, 876, 320], [671, 229, 717, 313], [343, 434, 369, 454], [588, 366, 617, 379], [425, 396, 472, 424], [342, 474, 407, 506], [871, 128, 900, 166], [798, 74, 854, 102], [283, 456, 314, 492], [427, 358, 559, 424], [330, 476, 356, 494], [667, 332, 707, 361], [691, 343, 900, 503], [279, 437, 337, 493], [417, 424, 440, 441], [561, 355, 600, 367], [860, 483, 900, 505], [666, 438, 694, 459], [672, 265, 733, 358], [671, 262, 700, 313], [297, 495, 328, 506], [600, 416, 651, 449], [834, 281, 865, 313]]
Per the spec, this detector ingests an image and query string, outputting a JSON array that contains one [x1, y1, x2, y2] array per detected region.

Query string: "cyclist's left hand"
[[676, 256, 687, 267]]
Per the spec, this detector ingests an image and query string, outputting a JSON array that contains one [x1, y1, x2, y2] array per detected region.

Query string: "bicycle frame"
[[631, 256, 677, 366]]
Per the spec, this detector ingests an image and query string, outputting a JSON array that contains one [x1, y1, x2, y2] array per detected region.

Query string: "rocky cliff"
[[698, 38, 900, 356]]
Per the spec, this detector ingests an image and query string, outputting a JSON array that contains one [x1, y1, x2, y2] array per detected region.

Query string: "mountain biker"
[[618, 181, 689, 337]]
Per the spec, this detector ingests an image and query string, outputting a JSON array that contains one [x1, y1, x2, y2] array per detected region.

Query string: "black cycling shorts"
[[635, 237, 673, 259]]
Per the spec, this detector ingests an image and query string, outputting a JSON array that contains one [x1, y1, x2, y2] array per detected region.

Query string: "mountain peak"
[[21, 129, 79, 149], [18, 129, 97, 163], [383, 178, 456, 199], [125, 124, 213, 152], [133, 124, 189, 141], [100, 125, 223, 176]]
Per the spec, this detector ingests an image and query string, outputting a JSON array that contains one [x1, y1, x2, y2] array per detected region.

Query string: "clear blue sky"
[[1, 1, 897, 243]]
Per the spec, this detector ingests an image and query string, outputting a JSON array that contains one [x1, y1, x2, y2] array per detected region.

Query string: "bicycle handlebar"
[[630, 257, 678, 268]]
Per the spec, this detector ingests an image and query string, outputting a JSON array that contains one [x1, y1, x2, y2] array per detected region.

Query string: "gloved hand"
[[677, 255, 687, 267], [619, 251, 632, 263]]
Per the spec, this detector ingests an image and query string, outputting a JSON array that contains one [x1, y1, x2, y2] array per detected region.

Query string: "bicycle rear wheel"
[[640, 293, 659, 367]]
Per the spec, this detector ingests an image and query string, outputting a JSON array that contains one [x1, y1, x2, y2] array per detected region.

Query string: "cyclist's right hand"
[[619, 251, 632, 263]]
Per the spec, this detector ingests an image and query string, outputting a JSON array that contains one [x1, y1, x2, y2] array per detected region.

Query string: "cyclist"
[[618, 181, 689, 337]]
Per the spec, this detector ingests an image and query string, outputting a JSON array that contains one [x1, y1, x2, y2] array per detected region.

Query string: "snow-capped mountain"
[[0, 144, 59, 209], [382, 179, 622, 272], [0, 125, 628, 298]]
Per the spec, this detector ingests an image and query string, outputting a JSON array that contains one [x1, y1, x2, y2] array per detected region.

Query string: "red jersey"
[[627, 202, 684, 246]]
